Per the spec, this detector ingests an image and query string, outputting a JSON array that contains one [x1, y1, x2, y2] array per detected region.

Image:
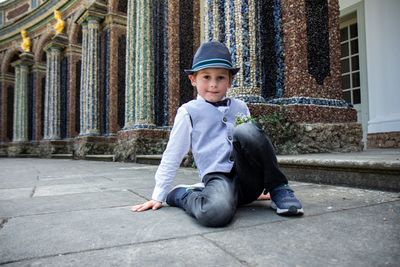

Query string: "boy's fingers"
[[131, 201, 161, 212], [152, 201, 162, 210], [130, 205, 141, 212], [131, 203, 148, 212]]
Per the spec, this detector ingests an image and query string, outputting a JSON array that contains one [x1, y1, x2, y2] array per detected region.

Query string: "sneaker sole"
[[271, 201, 304, 215]]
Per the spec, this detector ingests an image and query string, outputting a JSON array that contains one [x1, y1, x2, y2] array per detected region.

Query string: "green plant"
[[255, 107, 296, 154]]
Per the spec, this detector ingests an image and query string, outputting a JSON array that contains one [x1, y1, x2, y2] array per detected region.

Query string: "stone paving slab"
[[0, 187, 33, 200], [0, 191, 143, 218], [2, 236, 244, 267], [0, 207, 213, 263], [204, 201, 400, 267], [0, 158, 399, 266]]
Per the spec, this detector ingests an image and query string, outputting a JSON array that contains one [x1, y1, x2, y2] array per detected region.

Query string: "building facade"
[[339, 0, 400, 148], [1, 0, 367, 159]]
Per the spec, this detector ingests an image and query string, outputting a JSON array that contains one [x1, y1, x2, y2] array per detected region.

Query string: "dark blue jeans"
[[181, 122, 288, 227]]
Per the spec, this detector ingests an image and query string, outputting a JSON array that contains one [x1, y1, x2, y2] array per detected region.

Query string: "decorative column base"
[[228, 87, 266, 104], [249, 102, 362, 154], [38, 140, 72, 157], [73, 136, 117, 159], [0, 143, 8, 157], [6, 141, 37, 157], [114, 128, 169, 162]]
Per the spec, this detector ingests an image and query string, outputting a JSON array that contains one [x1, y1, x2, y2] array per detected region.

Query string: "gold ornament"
[[20, 30, 31, 52], [53, 10, 65, 34]]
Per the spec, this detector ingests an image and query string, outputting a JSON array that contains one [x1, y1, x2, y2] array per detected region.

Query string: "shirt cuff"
[[151, 185, 171, 203]]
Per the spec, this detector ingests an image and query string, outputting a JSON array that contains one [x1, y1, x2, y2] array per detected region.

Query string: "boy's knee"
[[196, 195, 236, 227]]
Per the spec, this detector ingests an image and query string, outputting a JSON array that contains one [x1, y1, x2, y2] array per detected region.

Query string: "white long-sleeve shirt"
[[151, 95, 249, 202]]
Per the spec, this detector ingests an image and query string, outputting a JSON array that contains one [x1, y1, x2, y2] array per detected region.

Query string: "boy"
[[131, 41, 303, 227]]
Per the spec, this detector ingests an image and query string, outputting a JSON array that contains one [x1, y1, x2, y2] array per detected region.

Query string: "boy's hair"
[[190, 68, 233, 82]]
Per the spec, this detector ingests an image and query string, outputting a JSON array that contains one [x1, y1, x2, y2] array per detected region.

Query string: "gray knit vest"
[[183, 99, 249, 178]]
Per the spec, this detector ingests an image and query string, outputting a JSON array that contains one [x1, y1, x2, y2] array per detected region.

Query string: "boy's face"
[[188, 68, 232, 103]]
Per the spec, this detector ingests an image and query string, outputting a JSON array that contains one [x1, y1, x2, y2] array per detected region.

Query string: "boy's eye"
[[203, 75, 210, 79]]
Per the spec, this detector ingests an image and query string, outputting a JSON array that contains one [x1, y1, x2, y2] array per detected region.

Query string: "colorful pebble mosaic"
[[0, 0, 361, 155]]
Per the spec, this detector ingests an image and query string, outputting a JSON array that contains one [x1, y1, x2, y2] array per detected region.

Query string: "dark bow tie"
[[206, 99, 229, 107]]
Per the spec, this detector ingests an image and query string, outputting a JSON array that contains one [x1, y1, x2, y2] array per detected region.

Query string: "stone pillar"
[[73, 1, 115, 158], [0, 74, 14, 143], [11, 52, 34, 142], [43, 35, 67, 140], [203, 0, 361, 153], [115, 0, 171, 162], [124, 0, 155, 129], [204, 0, 264, 103], [79, 18, 102, 136], [31, 63, 46, 141], [265, 0, 358, 123]]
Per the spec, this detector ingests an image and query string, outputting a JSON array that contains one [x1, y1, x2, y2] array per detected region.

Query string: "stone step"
[[136, 150, 400, 192], [10, 154, 40, 158], [279, 151, 400, 192], [136, 154, 163, 165], [51, 154, 73, 159], [84, 154, 115, 162]]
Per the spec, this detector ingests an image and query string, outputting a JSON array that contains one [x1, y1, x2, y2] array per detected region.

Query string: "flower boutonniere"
[[235, 114, 256, 126]]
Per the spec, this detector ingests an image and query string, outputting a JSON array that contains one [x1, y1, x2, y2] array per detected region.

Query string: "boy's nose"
[[210, 79, 217, 87]]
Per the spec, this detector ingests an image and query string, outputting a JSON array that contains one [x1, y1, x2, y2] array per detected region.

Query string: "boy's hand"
[[131, 200, 162, 212]]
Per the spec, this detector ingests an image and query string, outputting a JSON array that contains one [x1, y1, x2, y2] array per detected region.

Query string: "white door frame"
[[340, 1, 369, 148]]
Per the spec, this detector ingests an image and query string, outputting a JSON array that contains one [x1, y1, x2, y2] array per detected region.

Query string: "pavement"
[[0, 158, 399, 266]]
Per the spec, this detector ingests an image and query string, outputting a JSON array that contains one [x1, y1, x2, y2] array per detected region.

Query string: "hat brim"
[[185, 66, 240, 75]]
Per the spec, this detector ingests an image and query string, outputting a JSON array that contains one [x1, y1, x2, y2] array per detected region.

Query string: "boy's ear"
[[188, 75, 197, 86]]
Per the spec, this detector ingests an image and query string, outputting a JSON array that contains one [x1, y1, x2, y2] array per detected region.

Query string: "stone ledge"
[[84, 154, 115, 162], [278, 157, 400, 172], [51, 154, 73, 159]]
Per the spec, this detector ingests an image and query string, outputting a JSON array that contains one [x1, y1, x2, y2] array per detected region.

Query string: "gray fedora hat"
[[184, 41, 240, 75]]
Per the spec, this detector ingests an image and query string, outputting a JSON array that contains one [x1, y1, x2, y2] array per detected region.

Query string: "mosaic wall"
[[153, 0, 168, 127], [257, 0, 285, 99], [305, 0, 330, 85], [27, 72, 34, 141], [117, 36, 126, 129], [6, 85, 13, 141], [101, 29, 110, 135], [178, 0, 196, 106], [40, 76, 45, 139], [0, 0, 363, 157], [74, 60, 81, 135], [60, 56, 68, 139]]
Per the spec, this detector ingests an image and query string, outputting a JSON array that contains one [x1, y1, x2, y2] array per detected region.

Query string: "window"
[[340, 19, 361, 105]]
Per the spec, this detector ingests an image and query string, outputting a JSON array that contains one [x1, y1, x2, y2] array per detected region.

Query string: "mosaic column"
[[31, 63, 46, 141], [167, 0, 200, 125], [124, 0, 155, 129], [103, 13, 127, 134], [267, 0, 357, 123], [79, 17, 102, 135], [43, 35, 67, 140], [0, 74, 14, 142], [204, 0, 264, 103], [65, 44, 82, 138], [11, 52, 34, 142]]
